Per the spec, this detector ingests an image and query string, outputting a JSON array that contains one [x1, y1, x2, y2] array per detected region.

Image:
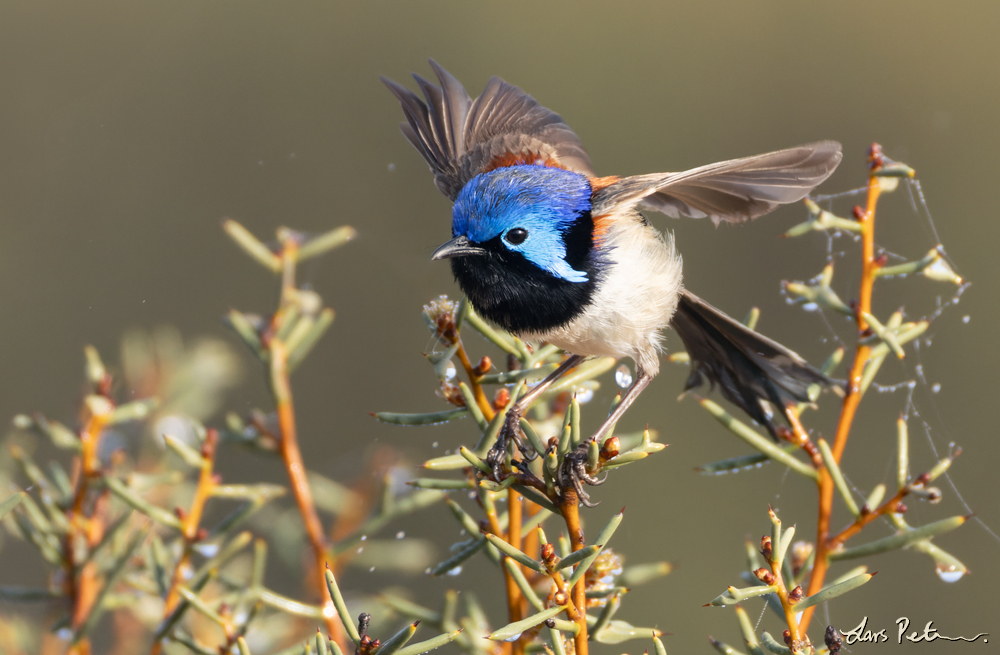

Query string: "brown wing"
[[382, 60, 595, 200], [593, 141, 842, 225], [670, 290, 833, 438]]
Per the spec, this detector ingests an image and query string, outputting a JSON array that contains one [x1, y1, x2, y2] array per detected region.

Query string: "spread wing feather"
[[669, 290, 833, 438], [593, 141, 843, 225], [382, 60, 595, 200]]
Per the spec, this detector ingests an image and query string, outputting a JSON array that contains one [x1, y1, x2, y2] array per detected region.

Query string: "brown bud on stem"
[[826, 626, 844, 655], [760, 535, 773, 561], [473, 356, 492, 377], [600, 436, 620, 462], [493, 387, 511, 411], [753, 568, 775, 585]]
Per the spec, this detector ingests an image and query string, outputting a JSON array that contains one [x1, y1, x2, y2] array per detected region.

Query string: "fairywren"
[[384, 61, 840, 481]]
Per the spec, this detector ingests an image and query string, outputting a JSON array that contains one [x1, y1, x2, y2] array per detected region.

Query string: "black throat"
[[449, 211, 603, 335]]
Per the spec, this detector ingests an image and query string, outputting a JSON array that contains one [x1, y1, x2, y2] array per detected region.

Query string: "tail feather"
[[669, 290, 831, 437]]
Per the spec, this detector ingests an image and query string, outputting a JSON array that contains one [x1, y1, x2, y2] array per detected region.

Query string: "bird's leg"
[[485, 353, 587, 478], [555, 369, 653, 507], [589, 368, 654, 444]]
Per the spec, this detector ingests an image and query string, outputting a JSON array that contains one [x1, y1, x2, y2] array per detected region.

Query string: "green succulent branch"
[[0, 144, 974, 655]]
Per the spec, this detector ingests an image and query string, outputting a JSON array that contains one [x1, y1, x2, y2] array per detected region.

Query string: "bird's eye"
[[504, 228, 529, 246]]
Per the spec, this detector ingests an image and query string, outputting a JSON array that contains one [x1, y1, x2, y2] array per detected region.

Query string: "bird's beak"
[[431, 235, 486, 260]]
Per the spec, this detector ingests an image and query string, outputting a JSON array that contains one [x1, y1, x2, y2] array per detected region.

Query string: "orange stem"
[[456, 340, 496, 421], [271, 341, 341, 643], [480, 489, 520, 655], [67, 403, 112, 655], [560, 490, 588, 655], [151, 432, 220, 655], [801, 148, 883, 633]]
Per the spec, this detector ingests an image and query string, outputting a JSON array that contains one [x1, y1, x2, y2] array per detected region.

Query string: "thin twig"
[[151, 431, 220, 655], [801, 146, 884, 633], [271, 340, 340, 641], [560, 490, 588, 655], [67, 400, 114, 655]]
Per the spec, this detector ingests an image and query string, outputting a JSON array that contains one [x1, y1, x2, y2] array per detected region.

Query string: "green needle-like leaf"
[[298, 226, 356, 261], [483, 533, 544, 573], [394, 629, 463, 655], [325, 567, 361, 646], [590, 618, 661, 644], [377, 621, 419, 655], [698, 399, 818, 480], [706, 585, 779, 607], [0, 491, 26, 520], [554, 544, 603, 573], [488, 606, 566, 641], [792, 572, 876, 611], [429, 536, 488, 575], [619, 562, 672, 587], [224, 219, 281, 272], [372, 409, 470, 426], [567, 508, 623, 587], [504, 559, 545, 611], [829, 515, 967, 561], [760, 631, 790, 654]]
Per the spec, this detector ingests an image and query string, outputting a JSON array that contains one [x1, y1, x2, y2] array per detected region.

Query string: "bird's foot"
[[485, 406, 525, 480], [558, 442, 608, 508]]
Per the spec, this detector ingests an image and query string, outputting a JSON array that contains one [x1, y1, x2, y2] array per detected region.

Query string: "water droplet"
[[388, 163, 396, 171], [802, 302, 819, 312], [446, 566, 463, 576], [356, 547, 364, 554], [962, 315, 970, 324], [360, 535, 367, 541], [467, 491, 476, 499], [615, 365, 633, 389], [323, 604, 336, 619], [576, 388, 594, 404], [369, 566, 376, 573], [194, 543, 219, 558], [56, 628, 73, 640], [444, 361, 457, 380], [396, 531, 406, 540], [503, 633, 522, 642], [431, 441, 439, 448], [932, 383, 941, 393], [936, 565, 965, 583]]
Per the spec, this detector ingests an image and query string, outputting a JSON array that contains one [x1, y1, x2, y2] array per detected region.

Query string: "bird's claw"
[[484, 407, 524, 480], [558, 443, 608, 507]]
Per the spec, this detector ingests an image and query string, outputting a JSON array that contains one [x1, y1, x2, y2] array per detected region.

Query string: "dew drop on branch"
[[936, 565, 965, 583], [396, 531, 406, 540], [615, 365, 633, 389]]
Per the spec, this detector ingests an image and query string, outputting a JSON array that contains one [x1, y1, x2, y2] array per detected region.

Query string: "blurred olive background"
[[1, 1, 997, 653]]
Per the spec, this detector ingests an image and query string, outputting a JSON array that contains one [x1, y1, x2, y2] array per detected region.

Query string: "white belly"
[[529, 214, 682, 376]]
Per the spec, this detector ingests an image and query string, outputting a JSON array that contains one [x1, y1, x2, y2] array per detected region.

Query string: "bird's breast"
[[530, 214, 684, 375]]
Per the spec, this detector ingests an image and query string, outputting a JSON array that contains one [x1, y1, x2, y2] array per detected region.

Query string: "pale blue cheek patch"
[[506, 230, 589, 283]]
